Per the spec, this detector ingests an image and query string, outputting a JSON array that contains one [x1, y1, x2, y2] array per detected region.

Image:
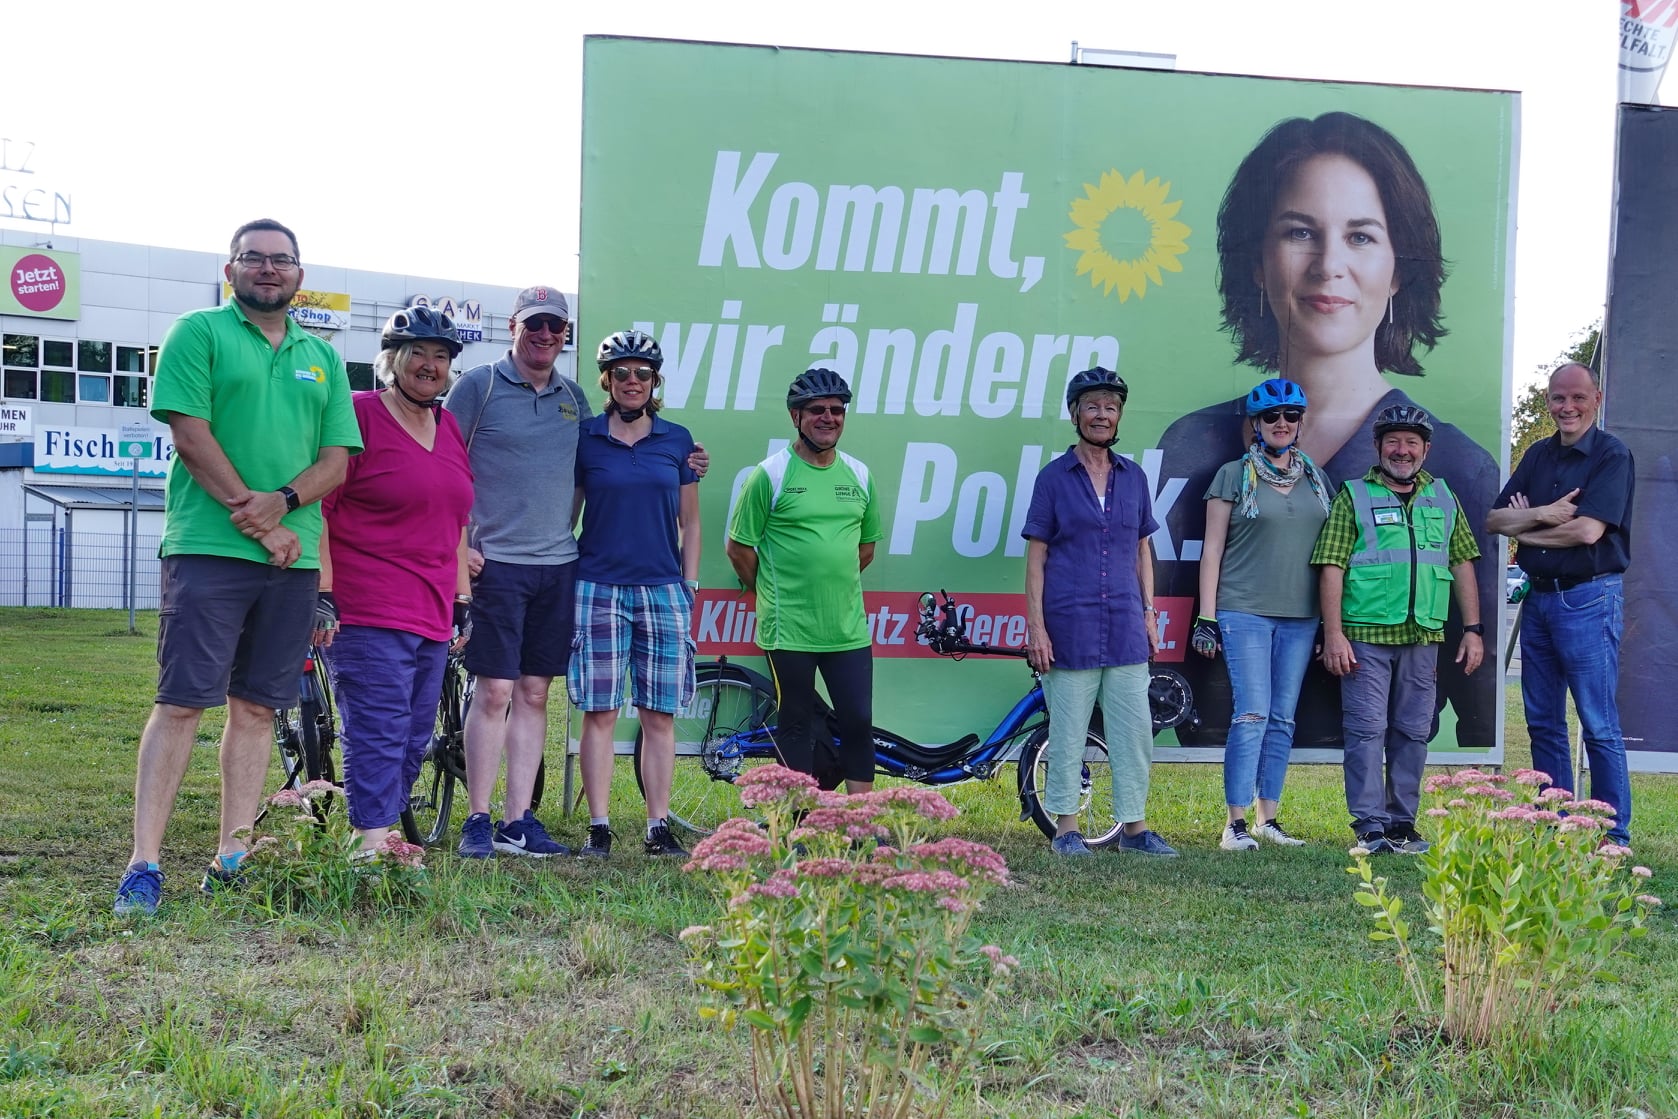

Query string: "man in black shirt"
[[1487, 362, 1635, 847]]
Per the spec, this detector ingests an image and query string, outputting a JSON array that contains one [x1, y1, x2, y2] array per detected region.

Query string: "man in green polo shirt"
[[114, 219, 362, 918], [1312, 404, 1483, 858], [727, 368, 883, 793]]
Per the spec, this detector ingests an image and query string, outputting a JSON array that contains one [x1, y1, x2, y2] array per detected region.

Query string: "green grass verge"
[[1, 607, 1674, 1118]]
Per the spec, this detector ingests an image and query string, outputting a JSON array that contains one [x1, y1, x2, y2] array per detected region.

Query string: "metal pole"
[[129, 460, 140, 634]]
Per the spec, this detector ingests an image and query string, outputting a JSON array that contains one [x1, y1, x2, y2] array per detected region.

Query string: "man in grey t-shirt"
[[443, 286, 591, 859]]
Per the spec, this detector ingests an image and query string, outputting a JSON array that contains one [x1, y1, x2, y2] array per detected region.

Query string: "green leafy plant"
[[239, 781, 430, 915], [1349, 767, 1661, 1047], [680, 765, 1017, 1119]]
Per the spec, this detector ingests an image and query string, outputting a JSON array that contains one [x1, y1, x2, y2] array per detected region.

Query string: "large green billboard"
[[580, 37, 1515, 760]]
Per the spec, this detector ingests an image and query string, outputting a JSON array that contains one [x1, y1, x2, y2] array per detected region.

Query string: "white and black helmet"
[[596, 329, 663, 372], [382, 305, 462, 357], [787, 367, 853, 407]]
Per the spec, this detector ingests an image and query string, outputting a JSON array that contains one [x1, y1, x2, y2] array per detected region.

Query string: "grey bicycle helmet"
[[381, 305, 462, 357], [597, 329, 663, 372], [787, 367, 853, 407], [1245, 378, 1308, 415], [1372, 403, 1434, 442], [1065, 366, 1129, 409]]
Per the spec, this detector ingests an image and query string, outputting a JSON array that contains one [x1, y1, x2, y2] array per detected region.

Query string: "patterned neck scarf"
[[1235, 441, 1334, 519]]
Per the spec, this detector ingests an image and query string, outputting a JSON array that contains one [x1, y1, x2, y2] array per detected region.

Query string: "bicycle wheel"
[[634, 666, 779, 837], [1016, 724, 1120, 846], [403, 654, 471, 847], [269, 652, 337, 797]]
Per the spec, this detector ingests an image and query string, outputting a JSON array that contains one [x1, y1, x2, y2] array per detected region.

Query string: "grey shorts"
[[155, 554, 320, 710]]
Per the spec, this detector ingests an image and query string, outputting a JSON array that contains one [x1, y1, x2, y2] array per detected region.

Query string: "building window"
[[346, 361, 375, 391], [40, 370, 75, 403], [3, 334, 40, 367], [113, 375, 149, 409], [116, 346, 147, 373], [2, 369, 35, 399], [78, 340, 112, 374], [43, 339, 73, 368]]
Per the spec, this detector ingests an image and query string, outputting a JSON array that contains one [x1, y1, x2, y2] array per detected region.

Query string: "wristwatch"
[[278, 486, 301, 513], [1462, 623, 1485, 635]]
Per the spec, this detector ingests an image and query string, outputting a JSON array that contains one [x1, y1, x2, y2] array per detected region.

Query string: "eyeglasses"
[[610, 367, 657, 383], [231, 251, 299, 271], [802, 404, 847, 417], [522, 315, 568, 336], [1257, 408, 1305, 424]]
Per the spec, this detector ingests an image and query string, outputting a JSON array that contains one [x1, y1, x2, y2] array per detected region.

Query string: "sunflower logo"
[[1064, 170, 1191, 302]]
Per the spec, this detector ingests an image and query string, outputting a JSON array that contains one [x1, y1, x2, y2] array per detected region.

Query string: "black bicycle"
[[402, 648, 547, 847], [263, 645, 337, 824], [633, 590, 1198, 842]]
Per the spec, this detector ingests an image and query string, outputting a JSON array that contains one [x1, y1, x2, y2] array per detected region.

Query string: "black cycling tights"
[[765, 646, 874, 788]]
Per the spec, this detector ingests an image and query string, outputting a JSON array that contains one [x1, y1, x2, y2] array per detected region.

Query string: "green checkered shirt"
[[1310, 468, 1481, 645]]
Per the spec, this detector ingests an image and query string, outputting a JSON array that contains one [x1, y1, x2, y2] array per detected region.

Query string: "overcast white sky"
[[3, 0, 1631, 385]]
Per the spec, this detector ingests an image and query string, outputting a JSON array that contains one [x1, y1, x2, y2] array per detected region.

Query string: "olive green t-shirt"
[[728, 448, 883, 651], [1203, 457, 1329, 619], [151, 301, 362, 569]]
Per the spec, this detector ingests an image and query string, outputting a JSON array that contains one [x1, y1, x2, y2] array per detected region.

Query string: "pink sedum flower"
[[379, 835, 426, 867], [1637, 895, 1663, 907], [1563, 798, 1617, 816], [862, 786, 960, 822], [1512, 768, 1552, 787], [690, 817, 773, 863], [1537, 787, 1572, 802], [908, 837, 1010, 885], [748, 869, 799, 900], [299, 779, 342, 798], [268, 788, 306, 809], [1447, 798, 1470, 809], [735, 764, 820, 808], [1425, 808, 1450, 818], [1632, 866, 1653, 879]]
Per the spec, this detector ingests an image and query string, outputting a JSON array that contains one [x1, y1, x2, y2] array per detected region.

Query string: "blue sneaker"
[[493, 810, 571, 857], [1351, 831, 1394, 856], [458, 812, 494, 859], [1116, 829, 1179, 857], [200, 852, 248, 895], [114, 862, 163, 917], [1050, 831, 1095, 857]]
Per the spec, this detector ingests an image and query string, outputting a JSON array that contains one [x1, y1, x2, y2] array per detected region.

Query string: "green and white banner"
[[581, 37, 1515, 759]]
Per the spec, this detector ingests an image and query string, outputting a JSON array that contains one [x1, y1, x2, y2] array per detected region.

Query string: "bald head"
[[1547, 362, 1602, 447]]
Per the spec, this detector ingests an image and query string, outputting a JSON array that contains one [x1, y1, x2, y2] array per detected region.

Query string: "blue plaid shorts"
[[567, 580, 696, 713]]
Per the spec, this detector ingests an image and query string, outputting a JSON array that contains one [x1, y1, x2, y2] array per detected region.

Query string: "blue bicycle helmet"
[[1065, 366, 1129, 409], [1244, 378, 1307, 416]]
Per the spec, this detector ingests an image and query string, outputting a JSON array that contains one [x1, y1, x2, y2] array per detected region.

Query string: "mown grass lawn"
[[2, 607, 1674, 1118]]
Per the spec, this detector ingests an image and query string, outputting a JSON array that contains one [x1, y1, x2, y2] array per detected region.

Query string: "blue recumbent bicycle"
[[633, 589, 1198, 843]]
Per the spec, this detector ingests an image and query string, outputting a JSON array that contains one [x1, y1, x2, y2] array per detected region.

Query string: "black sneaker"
[[1351, 831, 1393, 856], [644, 821, 689, 858], [1388, 824, 1430, 855], [199, 857, 248, 896], [581, 824, 614, 859]]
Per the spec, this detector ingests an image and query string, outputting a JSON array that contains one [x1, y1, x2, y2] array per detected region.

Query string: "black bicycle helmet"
[[1245, 378, 1308, 415], [1372, 403, 1434, 442], [381, 305, 462, 357], [787, 367, 853, 407], [1065, 366, 1129, 410], [597, 329, 663, 372]]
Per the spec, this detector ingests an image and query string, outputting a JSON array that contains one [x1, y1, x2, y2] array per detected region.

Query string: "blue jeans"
[[1520, 574, 1632, 844], [1217, 611, 1316, 808], [326, 626, 448, 830]]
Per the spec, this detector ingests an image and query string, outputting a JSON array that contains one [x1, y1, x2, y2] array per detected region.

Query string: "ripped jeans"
[[1216, 610, 1317, 809]]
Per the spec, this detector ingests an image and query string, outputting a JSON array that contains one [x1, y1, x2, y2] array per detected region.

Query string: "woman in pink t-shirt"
[[319, 307, 474, 858]]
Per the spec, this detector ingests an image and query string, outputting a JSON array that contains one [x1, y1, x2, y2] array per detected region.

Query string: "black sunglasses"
[[802, 404, 847, 417], [522, 315, 568, 336], [1257, 408, 1305, 424]]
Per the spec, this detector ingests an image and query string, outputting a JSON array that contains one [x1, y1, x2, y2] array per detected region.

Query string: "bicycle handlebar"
[[915, 589, 1028, 660]]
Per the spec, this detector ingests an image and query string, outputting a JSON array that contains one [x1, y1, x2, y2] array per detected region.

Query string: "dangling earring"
[[1259, 284, 1270, 320], [1386, 295, 1394, 325]]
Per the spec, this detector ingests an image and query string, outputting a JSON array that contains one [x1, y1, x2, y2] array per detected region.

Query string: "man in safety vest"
[[1312, 404, 1484, 856]]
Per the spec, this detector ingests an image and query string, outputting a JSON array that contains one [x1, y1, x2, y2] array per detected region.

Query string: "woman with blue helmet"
[[1192, 377, 1331, 851]]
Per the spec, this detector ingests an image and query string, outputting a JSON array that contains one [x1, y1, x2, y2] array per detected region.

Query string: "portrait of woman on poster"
[[1157, 111, 1500, 749]]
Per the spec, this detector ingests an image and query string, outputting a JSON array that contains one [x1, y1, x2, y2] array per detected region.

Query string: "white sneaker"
[[1255, 819, 1306, 847], [1219, 820, 1259, 851]]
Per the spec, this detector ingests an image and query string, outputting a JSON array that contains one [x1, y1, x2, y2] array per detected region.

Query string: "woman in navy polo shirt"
[[568, 330, 701, 859]]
